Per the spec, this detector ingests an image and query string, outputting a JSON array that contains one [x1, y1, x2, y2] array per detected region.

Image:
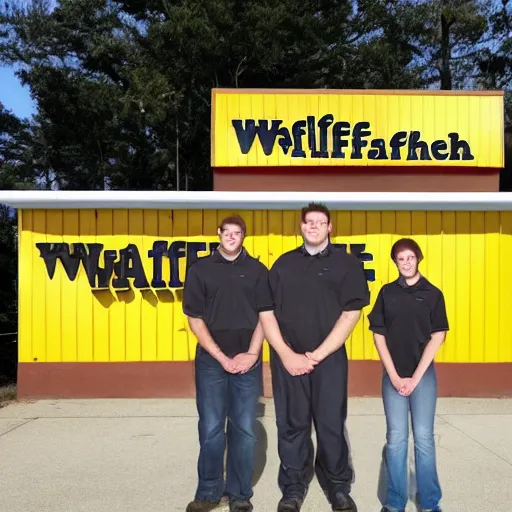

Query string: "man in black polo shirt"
[[259, 203, 370, 512], [182, 215, 274, 512]]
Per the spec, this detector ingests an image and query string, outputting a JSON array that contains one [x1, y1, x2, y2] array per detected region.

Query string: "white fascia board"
[[1, 190, 512, 211]]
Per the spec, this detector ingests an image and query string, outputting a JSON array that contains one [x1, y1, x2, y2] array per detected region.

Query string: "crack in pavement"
[[439, 415, 512, 467], [0, 418, 36, 437]]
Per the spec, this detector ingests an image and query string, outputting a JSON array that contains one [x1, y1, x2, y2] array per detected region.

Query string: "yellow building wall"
[[19, 208, 512, 365], [212, 90, 504, 168]]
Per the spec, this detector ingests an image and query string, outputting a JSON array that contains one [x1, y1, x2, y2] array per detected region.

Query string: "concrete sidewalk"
[[1, 397, 511, 512]]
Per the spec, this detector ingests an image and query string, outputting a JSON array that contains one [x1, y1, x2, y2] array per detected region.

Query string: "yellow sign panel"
[[211, 89, 504, 168]]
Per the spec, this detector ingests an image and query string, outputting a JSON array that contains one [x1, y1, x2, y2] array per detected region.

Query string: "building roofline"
[[212, 88, 505, 96], [1, 190, 512, 211]]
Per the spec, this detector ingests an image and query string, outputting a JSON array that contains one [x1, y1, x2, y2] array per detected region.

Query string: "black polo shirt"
[[182, 247, 274, 357], [368, 276, 449, 378], [268, 244, 370, 353]]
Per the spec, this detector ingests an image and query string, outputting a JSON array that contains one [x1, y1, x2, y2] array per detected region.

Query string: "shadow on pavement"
[[253, 400, 268, 487], [377, 443, 422, 512]]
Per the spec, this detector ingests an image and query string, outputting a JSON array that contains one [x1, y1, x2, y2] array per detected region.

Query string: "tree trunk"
[[440, 10, 453, 90]]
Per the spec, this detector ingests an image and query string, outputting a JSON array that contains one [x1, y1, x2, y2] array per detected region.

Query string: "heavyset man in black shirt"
[[259, 203, 370, 512], [182, 215, 274, 512]]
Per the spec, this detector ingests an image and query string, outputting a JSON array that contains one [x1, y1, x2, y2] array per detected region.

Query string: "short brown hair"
[[391, 238, 423, 262], [219, 215, 246, 236], [300, 202, 331, 224]]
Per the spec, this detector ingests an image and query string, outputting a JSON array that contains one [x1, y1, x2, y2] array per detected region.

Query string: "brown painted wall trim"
[[214, 166, 500, 175], [17, 362, 196, 399], [18, 361, 512, 399], [213, 170, 499, 193]]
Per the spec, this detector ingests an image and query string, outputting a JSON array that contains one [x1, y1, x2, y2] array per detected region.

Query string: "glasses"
[[397, 254, 417, 262], [221, 229, 243, 238], [303, 220, 328, 227]]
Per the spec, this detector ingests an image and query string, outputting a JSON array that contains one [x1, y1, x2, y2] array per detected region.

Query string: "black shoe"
[[186, 499, 221, 512], [229, 500, 253, 512], [277, 497, 303, 512], [331, 491, 357, 511]]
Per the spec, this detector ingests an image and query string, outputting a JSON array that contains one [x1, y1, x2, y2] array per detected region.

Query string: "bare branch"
[[234, 56, 247, 88]]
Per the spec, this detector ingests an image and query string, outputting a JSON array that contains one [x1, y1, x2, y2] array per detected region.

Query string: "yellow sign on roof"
[[211, 89, 504, 168]]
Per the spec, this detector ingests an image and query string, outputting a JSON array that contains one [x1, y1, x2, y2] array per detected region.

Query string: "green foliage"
[[0, 0, 442, 192]]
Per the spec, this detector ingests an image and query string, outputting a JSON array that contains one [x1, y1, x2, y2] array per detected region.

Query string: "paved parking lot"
[[1, 397, 512, 511]]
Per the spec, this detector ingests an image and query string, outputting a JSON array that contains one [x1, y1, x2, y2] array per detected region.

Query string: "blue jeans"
[[194, 345, 261, 502], [382, 364, 442, 512]]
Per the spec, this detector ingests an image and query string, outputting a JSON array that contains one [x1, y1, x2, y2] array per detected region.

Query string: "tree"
[[0, 203, 17, 385], [1, 0, 432, 191], [0, 103, 36, 188], [477, 0, 512, 90], [0, 104, 23, 384], [398, 0, 491, 90]]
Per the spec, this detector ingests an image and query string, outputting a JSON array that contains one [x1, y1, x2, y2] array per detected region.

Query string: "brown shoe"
[[186, 499, 221, 512]]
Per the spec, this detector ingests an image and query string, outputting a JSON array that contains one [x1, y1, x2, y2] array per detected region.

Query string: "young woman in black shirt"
[[368, 238, 449, 512]]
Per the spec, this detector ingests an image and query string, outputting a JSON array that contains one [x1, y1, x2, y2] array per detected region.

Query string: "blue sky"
[[0, 66, 36, 119]]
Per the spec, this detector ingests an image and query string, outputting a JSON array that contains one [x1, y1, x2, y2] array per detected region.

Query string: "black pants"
[[270, 346, 352, 501]]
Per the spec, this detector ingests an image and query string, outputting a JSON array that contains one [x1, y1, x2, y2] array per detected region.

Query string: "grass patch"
[[0, 384, 17, 408]]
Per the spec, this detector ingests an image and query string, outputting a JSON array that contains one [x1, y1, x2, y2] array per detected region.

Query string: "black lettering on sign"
[[332, 121, 351, 159], [449, 133, 474, 160], [37, 242, 116, 287], [232, 119, 293, 156], [36, 243, 81, 281], [168, 241, 186, 288], [231, 116, 475, 162], [407, 131, 431, 161], [351, 122, 371, 160], [349, 243, 376, 282], [148, 241, 168, 288], [37, 240, 375, 289], [291, 121, 307, 158], [318, 114, 334, 158], [113, 244, 150, 290], [332, 242, 375, 282], [70, 243, 116, 288], [368, 139, 387, 160], [390, 131, 408, 160]]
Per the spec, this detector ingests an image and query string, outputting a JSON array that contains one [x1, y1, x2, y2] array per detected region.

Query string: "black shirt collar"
[[398, 274, 427, 289], [299, 242, 333, 258], [211, 246, 247, 264]]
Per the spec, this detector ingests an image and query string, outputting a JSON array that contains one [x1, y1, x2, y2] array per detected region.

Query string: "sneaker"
[[186, 499, 221, 512], [277, 497, 303, 512], [229, 500, 253, 512]]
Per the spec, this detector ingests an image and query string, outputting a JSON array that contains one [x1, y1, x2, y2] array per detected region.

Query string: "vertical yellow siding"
[[19, 208, 512, 364], [95, 210, 112, 362], [18, 211, 32, 362], [32, 210, 46, 362], [212, 90, 504, 168]]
